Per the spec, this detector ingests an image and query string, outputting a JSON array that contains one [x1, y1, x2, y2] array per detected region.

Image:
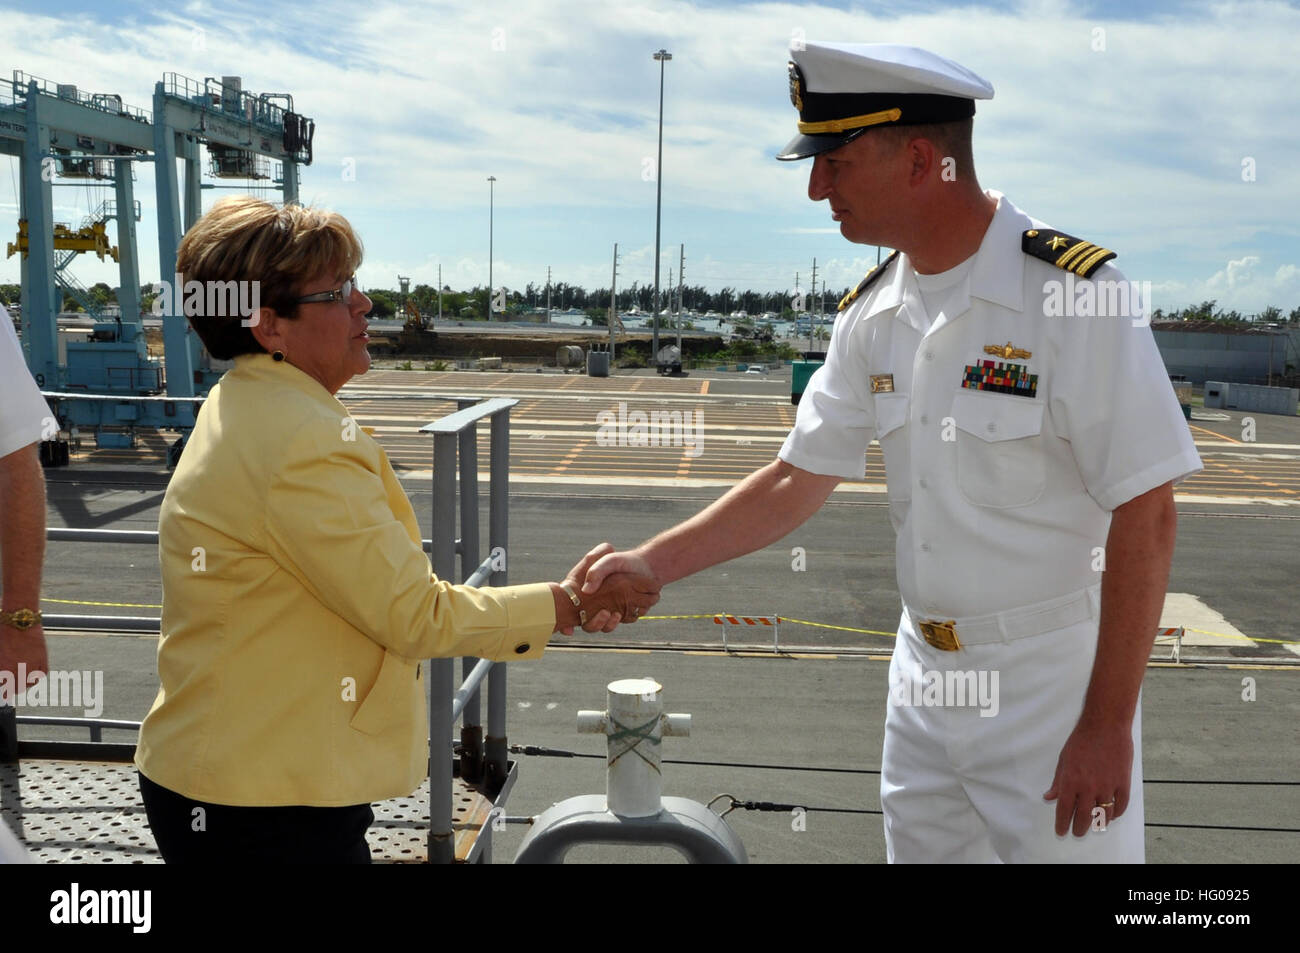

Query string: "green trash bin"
[[791, 359, 825, 405]]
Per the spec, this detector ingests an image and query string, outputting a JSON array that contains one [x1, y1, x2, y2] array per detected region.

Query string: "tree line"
[[1150, 301, 1300, 327], [387, 281, 854, 321], [0, 281, 849, 321], [2, 283, 1297, 327]]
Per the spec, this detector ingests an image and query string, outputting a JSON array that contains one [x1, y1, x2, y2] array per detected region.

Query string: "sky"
[[1, 0, 1298, 314]]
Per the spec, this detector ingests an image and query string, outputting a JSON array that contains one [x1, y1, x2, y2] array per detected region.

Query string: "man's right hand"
[[0, 624, 47, 705], [552, 544, 661, 635], [581, 548, 658, 596]]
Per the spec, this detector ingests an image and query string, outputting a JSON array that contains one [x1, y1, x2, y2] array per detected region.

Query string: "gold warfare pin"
[[983, 341, 1031, 360]]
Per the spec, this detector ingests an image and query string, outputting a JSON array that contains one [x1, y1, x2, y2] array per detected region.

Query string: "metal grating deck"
[[0, 759, 501, 863]]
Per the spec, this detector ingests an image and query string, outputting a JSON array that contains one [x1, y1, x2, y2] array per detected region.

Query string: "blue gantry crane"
[[0, 71, 314, 464]]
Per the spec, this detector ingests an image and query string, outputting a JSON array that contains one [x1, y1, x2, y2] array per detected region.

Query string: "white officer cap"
[[778, 42, 994, 161]]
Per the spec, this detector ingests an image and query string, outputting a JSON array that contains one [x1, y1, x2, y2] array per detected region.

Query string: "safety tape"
[[639, 613, 716, 620], [779, 617, 898, 637], [43, 597, 162, 609], [1182, 626, 1299, 647], [640, 613, 894, 637], [34, 602, 1300, 647], [638, 615, 1298, 645]]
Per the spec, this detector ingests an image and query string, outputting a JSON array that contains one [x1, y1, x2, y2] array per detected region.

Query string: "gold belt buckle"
[[918, 619, 961, 651]]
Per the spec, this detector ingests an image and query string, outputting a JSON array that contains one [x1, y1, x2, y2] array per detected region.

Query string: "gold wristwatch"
[[1, 608, 42, 631]]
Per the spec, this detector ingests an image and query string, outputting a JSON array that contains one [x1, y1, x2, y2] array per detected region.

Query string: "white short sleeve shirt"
[[779, 192, 1203, 618], [0, 304, 52, 459]]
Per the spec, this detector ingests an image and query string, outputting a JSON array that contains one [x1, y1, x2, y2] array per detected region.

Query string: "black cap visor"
[[776, 127, 871, 161]]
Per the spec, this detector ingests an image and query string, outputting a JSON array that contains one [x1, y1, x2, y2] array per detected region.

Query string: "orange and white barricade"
[[714, 613, 781, 652]]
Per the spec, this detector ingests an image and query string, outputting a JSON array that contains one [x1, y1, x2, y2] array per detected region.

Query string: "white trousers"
[[881, 610, 1144, 863], [0, 814, 30, 863]]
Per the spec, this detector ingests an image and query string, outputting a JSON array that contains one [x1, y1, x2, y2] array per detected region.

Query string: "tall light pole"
[[651, 48, 671, 364], [487, 175, 496, 320]]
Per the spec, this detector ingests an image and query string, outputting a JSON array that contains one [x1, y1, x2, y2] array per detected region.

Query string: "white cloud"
[[1, 0, 1297, 307], [1206, 255, 1262, 290], [1154, 254, 1300, 314]]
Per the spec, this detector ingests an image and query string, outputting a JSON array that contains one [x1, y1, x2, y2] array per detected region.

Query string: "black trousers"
[[138, 772, 374, 864]]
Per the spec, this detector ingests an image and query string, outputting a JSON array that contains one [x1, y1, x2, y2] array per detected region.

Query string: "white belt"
[[906, 584, 1101, 651]]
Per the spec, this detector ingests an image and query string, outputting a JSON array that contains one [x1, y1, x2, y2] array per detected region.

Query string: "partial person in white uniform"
[[0, 302, 53, 863], [579, 42, 1202, 862]]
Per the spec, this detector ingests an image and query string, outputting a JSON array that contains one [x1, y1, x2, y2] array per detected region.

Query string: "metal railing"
[[10, 70, 152, 123], [420, 396, 518, 864], [159, 73, 290, 135]]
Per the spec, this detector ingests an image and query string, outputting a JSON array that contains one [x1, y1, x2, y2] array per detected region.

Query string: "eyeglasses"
[[296, 275, 357, 305]]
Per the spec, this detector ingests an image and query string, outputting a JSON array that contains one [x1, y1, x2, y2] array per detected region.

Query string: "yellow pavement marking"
[[1190, 423, 1241, 444], [676, 445, 695, 477], [553, 437, 591, 474]]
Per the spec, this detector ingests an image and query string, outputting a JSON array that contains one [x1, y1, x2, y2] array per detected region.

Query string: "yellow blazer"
[[135, 354, 555, 806]]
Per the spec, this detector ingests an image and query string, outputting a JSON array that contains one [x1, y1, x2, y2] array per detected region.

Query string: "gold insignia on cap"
[[788, 62, 804, 113], [870, 374, 895, 393], [984, 341, 1031, 360], [1026, 229, 1039, 238], [798, 107, 901, 135], [1048, 236, 1069, 251]]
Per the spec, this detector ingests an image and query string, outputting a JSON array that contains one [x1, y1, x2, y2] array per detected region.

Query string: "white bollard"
[[577, 677, 691, 818]]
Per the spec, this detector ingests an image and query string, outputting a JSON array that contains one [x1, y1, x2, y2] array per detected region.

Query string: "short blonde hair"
[[175, 197, 364, 359]]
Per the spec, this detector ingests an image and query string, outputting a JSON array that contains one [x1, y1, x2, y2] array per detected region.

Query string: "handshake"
[[550, 543, 661, 635]]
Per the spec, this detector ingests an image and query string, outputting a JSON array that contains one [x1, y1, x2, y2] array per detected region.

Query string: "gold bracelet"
[[559, 583, 587, 626]]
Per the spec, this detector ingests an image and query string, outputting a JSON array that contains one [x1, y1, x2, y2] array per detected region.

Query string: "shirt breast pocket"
[[874, 392, 910, 503], [952, 390, 1046, 508]]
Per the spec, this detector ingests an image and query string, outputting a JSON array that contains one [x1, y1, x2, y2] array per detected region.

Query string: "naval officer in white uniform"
[[582, 42, 1202, 862]]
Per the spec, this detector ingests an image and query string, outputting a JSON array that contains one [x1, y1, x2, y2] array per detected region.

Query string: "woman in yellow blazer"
[[135, 197, 657, 863]]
